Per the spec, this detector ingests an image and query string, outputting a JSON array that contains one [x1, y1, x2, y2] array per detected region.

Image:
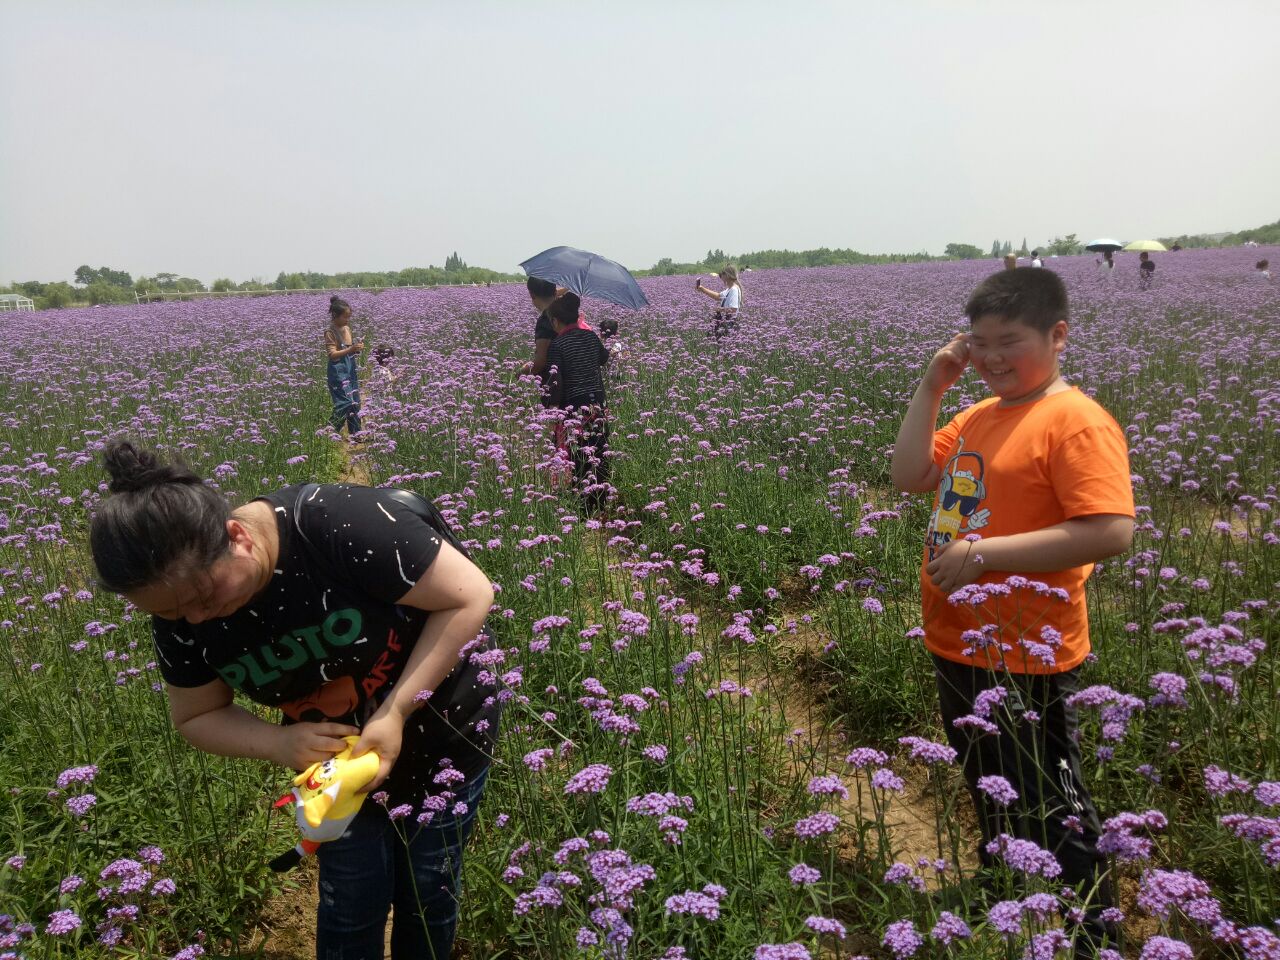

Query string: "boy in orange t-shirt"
[[892, 268, 1134, 949]]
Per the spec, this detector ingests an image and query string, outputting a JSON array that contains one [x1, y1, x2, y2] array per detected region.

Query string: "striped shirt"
[[545, 327, 608, 409]]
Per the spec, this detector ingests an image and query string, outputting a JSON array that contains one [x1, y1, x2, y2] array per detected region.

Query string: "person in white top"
[[695, 265, 744, 341], [1257, 259, 1272, 282], [1096, 250, 1115, 278], [1030, 251, 1044, 268]]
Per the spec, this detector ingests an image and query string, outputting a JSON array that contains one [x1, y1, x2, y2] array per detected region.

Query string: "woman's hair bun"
[[102, 440, 202, 494], [330, 295, 341, 305]]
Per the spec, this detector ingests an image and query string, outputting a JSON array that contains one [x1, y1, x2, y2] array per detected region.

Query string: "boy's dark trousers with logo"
[[932, 654, 1117, 952]]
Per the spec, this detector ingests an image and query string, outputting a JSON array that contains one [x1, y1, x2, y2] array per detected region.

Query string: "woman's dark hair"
[[1258, 260, 1270, 270], [526, 277, 557, 301], [373, 344, 396, 365], [90, 441, 232, 594], [598, 318, 619, 338], [547, 292, 581, 326], [329, 295, 351, 320]]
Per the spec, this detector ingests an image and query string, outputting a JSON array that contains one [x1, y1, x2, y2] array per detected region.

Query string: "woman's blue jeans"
[[315, 767, 488, 960]]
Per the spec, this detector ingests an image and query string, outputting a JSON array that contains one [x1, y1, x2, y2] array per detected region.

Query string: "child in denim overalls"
[[324, 296, 364, 437]]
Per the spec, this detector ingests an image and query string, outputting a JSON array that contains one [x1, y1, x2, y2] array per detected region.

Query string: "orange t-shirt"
[[921, 388, 1134, 674]]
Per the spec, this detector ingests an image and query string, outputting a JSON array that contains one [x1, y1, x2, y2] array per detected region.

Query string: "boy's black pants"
[[932, 655, 1112, 908], [563, 400, 610, 500]]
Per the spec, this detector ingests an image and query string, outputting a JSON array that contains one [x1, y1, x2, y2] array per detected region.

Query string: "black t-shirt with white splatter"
[[152, 484, 499, 805]]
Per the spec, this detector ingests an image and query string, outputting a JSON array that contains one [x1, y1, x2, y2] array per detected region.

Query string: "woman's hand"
[[351, 708, 406, 791], [925, 538, 984, 594], [922, 333, 970, 395], [270, 721, 361, 771]]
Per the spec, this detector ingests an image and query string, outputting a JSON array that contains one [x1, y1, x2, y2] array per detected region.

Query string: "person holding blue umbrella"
[[520, 276, 560, 384], [520, 246, 650, 311], [519, 247, 646, 381]]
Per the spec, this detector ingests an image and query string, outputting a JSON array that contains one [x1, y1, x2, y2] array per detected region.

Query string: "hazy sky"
[[2, 1, 1277, 284]]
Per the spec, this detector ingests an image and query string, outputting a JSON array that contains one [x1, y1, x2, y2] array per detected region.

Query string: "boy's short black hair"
[[527, 276, 557, 300], [964, 268, 1068, 332], [598, 318, 619, 336], [547, 292, 581, 326]]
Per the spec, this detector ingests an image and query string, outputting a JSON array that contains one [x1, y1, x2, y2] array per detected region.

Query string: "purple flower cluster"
[[985, 834, 1062, 878], [563, 763, 613, 795], [1097, 809, 1168, 862], [793, 811, 840, 839], [663, 883, 726, 921]]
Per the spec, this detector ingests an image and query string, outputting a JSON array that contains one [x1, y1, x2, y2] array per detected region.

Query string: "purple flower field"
[[1, 248, 1277, 958]]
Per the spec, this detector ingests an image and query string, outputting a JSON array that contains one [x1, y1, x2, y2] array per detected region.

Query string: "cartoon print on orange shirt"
[[927, 439, 991, 559]]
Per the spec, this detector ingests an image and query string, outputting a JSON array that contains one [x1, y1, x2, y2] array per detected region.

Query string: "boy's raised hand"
[[923, 333, 970, 394]]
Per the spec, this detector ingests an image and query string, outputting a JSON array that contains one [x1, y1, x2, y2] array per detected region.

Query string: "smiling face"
[[967, 313, 1067, 404], [125, 520, 264, 623]]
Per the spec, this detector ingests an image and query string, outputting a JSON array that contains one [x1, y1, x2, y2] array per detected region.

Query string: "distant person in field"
[[544, 292, 611, 506], [1257, 259, 1271, 281], [89, 441, 500, 960], [892, 267, 1134, 955], [1138, 251, 1155, 289], [324, 296, 364, 438], [1029, 250, 1044, 268], [695, 266, 744, 340], [372, 344, 399, 387], [1095, 250, 1115, 279], [598, 317, 623, 360], [1003, 253, 1017, 271]]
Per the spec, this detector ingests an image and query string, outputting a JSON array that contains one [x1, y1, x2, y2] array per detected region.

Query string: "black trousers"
[[561, 401, 610, 505], [932, 654, 1112, 909]]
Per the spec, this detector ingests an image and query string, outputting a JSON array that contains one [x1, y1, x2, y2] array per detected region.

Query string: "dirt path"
[[753, 616, 962, 875]]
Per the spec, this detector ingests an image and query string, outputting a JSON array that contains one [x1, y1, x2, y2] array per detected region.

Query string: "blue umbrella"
[[519, 246, 649, 310]]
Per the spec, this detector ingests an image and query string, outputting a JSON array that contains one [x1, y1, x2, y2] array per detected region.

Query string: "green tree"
[[1224, 218, 1280, 246], [86, 282, 132, 305], [211, 278, 236, 292], [1001, 240, 1013, 256], [990, 240, 1001, 258], [74, 265, 132, 288], [39, 282, 76, 309], [1019, 237, 1029, 256], [944, 243, 985, 260], [1045, 234, 1082, 256]]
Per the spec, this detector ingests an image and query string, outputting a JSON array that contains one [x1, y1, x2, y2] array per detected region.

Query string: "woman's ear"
[[226, 518, 255, 555]]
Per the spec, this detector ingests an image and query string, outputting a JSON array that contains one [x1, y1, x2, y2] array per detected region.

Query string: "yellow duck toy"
[[270, 736, 381, 872]]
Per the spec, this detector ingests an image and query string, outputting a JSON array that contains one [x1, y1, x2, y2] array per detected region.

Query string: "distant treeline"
[[1159, 219, 1280, 250], [636, 247, 935, 276], [2, 253, 522, 310]]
